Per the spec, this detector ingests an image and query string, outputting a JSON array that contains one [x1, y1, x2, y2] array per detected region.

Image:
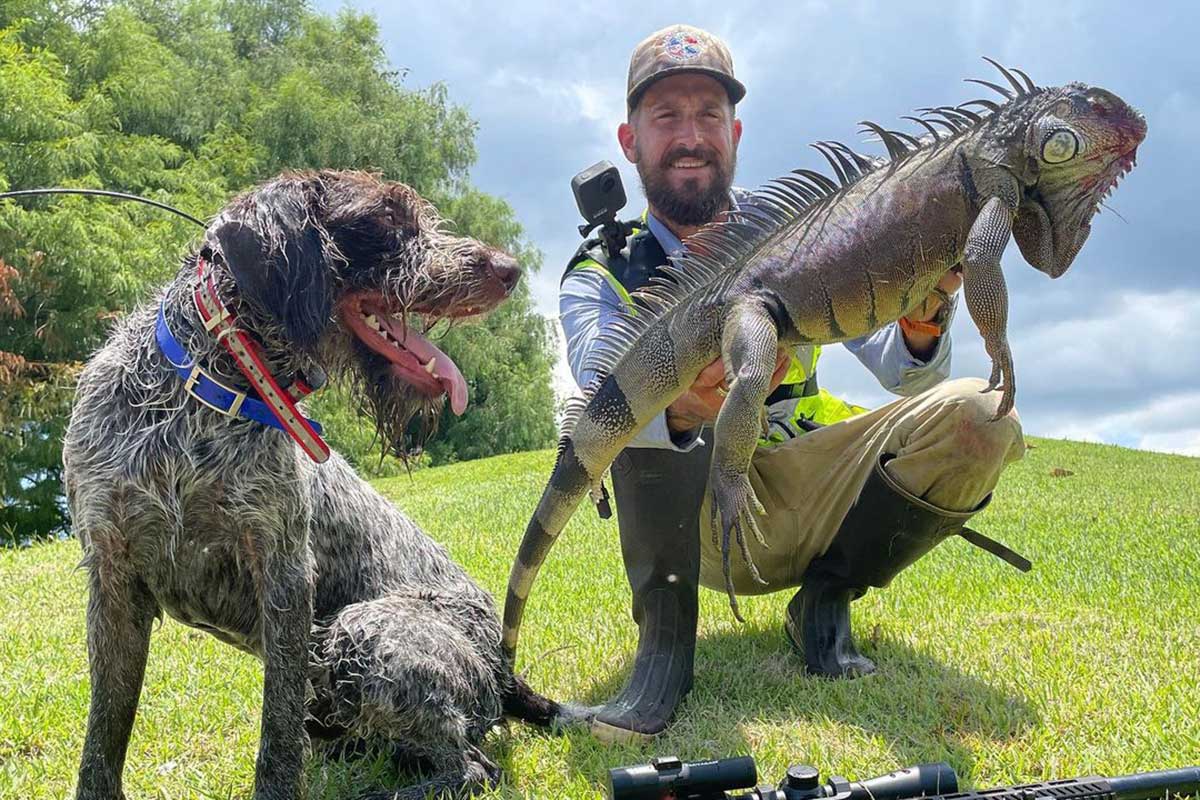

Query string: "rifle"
[[607, 756, 1200, 800]]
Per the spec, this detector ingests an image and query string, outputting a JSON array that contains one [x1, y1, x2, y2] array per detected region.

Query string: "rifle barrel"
[[928, 769, 1200, 800], [1109, 768, 1200, 800]]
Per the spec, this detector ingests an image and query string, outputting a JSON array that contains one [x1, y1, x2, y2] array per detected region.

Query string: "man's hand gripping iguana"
[[503, 60, 1147, 658]]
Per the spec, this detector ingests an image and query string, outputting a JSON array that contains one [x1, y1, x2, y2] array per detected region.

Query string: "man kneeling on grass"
[[557, 24, 1028, 743]]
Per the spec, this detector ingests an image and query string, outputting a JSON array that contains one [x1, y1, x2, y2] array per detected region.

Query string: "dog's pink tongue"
[[434, 352, 468, 416], [401, 329, 469, 415]]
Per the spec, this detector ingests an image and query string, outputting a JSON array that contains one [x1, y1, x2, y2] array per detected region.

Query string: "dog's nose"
[[487, 254, 522, 292]]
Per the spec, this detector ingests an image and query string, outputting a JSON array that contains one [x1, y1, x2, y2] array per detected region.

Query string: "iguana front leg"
[[962, 195, 1017, 419], [709, 301, 777, 621]]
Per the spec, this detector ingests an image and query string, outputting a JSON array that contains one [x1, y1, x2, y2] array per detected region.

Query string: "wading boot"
[[590, 437, 712, 743], [785, 453, 1024, 677]]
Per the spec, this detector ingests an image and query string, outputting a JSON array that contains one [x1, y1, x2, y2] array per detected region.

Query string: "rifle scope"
[[609, 756, 757, 800]]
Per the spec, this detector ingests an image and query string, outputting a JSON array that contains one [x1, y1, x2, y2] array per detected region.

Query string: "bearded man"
[[558, 24, 1026, 743]]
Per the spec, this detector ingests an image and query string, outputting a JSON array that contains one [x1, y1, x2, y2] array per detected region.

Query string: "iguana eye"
[[1042, 129, 1079, 164]]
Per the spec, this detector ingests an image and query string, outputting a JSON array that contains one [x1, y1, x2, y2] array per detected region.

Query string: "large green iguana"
[[503, 60, 1146, 657]]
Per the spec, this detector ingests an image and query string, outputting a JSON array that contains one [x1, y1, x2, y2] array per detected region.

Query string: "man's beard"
[[637, 144, 735, 228]]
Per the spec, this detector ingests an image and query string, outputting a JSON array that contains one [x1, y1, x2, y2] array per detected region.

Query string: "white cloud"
[[1006, 288, 1198, 392], [486, 70, 624, 130], [1141, 428, 1200, 457], [829, 287, 1200, 456], [552, 332, 577, 400], [1039, 392, 1200, 456]]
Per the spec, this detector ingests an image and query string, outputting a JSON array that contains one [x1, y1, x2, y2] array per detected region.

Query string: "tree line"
[[0, 0, 557, 543]]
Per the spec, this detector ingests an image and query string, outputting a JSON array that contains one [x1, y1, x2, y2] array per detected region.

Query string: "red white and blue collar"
[[155, 255, 331, 463]]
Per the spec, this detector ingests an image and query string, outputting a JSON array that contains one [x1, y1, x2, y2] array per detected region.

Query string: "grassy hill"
[[1, 438, 1197, 798]]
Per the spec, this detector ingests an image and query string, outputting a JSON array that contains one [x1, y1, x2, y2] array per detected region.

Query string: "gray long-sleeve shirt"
[[560, 208, 956, 450]]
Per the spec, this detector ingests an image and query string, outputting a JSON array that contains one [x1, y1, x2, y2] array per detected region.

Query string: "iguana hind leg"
[[709, 301, 778, 621]]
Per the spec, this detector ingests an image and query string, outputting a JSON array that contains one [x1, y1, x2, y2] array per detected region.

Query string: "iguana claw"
[[981, 337, 1016, 420], [710, 470, 771, 621], [984, 360, 1003, 393]]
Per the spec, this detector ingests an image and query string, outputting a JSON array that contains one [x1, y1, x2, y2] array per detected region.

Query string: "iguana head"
[[1009, 82, 1146, 278]]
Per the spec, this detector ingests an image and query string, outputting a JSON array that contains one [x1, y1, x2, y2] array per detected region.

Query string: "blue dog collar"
[[155, 303, 323, 435]]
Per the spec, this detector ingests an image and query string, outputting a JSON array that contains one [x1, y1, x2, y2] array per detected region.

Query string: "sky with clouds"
[[318, 0, 1198, 456]]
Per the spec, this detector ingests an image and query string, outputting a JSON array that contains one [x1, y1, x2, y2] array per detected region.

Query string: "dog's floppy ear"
[[206, 179, 333, 348]]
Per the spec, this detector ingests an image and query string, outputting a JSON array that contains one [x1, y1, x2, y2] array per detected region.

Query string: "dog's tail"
[[501, 675, 573, 728]]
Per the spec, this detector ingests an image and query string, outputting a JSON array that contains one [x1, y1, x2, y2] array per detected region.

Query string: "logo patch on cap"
[[662, 29, 704, 62]]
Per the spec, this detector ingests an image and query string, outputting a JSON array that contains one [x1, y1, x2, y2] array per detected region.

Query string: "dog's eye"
[[383, 207, 414, 233]]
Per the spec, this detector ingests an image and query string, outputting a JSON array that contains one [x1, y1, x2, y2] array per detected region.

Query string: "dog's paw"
[[465, 744, 502, 785], [550, 702, 597, 733]]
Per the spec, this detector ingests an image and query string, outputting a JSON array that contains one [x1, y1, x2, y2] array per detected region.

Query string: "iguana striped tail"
[[501, 309, 722, 660], [499, 379, 638, 662], [500, 434, 604, 660]]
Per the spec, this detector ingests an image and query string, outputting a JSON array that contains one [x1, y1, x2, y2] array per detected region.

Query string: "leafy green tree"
[[0, 0, 555, 543]]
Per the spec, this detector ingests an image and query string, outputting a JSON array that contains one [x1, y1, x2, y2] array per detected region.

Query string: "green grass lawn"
[[2, 438, 1198, 798]]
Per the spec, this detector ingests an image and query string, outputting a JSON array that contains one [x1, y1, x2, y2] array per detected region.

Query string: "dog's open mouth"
[[341, 295, 469, 415]]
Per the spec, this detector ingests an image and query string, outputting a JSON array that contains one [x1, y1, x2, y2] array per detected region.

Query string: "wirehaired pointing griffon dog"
[[64, 171, 563, 800]]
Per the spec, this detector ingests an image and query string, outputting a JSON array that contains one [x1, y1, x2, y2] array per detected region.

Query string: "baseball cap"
[[627, 24, 746, 112]]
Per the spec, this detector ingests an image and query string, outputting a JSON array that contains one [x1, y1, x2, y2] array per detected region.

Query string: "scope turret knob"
[[786, 765, 821, 790]]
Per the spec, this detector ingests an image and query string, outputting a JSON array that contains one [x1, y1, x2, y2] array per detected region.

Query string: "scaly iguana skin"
[[503, 60, 1147, 657]]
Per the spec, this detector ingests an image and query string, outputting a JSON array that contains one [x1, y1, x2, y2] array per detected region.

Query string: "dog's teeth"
[[376, 328, 388, 338], [424, 360, 437, 374], [364, 314, 380, 329]]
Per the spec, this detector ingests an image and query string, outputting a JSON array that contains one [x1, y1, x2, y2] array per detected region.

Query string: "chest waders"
[[565, 227, 707, 742], [564, 228, 1025, 741], [783, 454, 1027, 677]]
